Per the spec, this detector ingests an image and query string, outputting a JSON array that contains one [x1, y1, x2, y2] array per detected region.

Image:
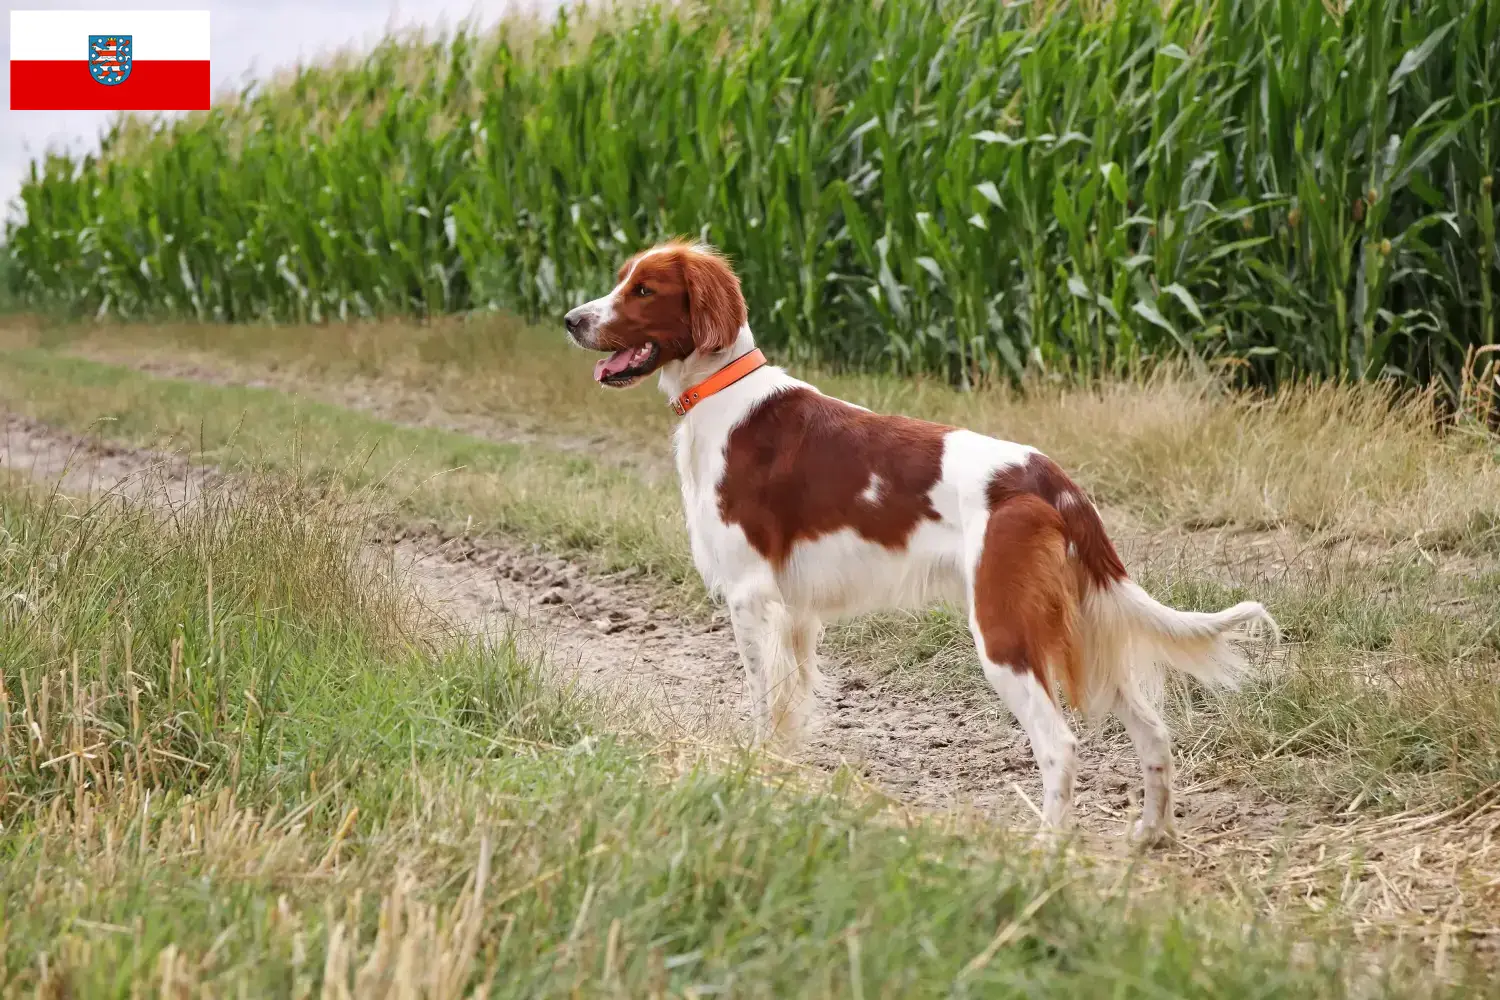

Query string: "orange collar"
[[669, 348, 767, 416]]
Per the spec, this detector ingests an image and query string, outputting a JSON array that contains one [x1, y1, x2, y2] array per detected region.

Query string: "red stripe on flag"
[[10, 60, 210, 111]]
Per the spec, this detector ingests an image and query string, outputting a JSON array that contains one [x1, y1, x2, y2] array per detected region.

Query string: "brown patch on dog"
[[595, 242, 747, 362], [988, 452, 1127, 589], [718, 388, 950, 567], [679, 246, 745, 352], [972, 494, 1083, 705]]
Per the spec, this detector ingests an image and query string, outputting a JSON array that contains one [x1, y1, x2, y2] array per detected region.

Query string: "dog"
[[563, 240, 1276, 844]]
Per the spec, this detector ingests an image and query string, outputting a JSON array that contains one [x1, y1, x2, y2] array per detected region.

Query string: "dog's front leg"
[[726, 582, 783, 746]]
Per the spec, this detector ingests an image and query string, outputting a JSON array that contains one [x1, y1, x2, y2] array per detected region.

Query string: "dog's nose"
[[564, 307, 587, 336]]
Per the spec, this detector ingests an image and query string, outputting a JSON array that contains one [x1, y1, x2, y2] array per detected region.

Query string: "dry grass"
[[845, 373, 1500, 548], [17, 315, 1499, 553], [0, 337, 699, 588]]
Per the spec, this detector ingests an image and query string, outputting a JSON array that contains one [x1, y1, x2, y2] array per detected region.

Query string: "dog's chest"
[[673, 418, 738, 585]]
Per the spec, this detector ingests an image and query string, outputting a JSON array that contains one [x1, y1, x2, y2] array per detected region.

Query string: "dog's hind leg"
[[966, 494, 1082, 830], [1111, 687, 1177, 845], [979, 660, 1078, 828]]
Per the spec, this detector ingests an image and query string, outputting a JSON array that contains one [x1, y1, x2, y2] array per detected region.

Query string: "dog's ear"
[[683, 247, 746, 354]]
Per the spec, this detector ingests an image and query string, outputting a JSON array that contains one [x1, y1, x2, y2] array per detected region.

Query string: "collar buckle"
[[668, 349, 767, 418]]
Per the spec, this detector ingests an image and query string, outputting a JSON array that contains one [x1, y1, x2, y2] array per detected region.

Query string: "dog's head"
[[562, 241, 746, 388]]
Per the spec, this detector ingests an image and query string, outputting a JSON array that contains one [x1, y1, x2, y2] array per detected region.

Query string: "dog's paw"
[[1128, 816, 1179, 850]]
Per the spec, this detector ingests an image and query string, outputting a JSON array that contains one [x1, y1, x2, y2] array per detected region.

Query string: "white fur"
[[566, 289, 616, 345], [564, 247, 674, 349], [651, 323, 1276, 844]]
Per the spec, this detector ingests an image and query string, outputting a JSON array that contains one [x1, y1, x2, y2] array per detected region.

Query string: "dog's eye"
[[634, 284, 651, 297]]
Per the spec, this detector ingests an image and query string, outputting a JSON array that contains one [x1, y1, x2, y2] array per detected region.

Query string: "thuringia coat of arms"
[[88, 35, 133, 86]]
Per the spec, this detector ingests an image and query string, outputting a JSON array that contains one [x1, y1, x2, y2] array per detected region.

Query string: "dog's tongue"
[[593, 345, 651, 382]]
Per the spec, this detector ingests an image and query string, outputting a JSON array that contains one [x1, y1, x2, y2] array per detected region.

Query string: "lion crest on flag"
[[88, 35, 133, 86]]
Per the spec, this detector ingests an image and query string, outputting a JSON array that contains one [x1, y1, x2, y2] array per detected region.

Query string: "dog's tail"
[[1073, 576, 1278, 716], [1021, 458, 1279, 716]]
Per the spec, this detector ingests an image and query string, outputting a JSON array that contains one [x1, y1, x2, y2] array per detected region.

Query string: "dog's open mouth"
[[593, 342, 660, 387]]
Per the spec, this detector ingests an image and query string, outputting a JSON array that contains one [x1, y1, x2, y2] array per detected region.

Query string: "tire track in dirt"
[[2, 411, 1297, 850]]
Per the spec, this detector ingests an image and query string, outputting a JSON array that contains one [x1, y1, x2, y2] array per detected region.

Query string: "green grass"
[[7, 0, 1499, 387], [5, 465, 1460, 996], [0, 469, 583, 810], [0, 346, 698, 590]]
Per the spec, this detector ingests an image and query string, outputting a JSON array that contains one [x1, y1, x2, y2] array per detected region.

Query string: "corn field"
[[5, 0, 1499, 386]]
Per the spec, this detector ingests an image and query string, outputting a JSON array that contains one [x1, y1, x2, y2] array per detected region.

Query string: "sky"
[[2, 0, 562, 222]]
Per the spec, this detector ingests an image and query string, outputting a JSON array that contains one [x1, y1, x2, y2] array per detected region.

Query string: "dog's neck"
[[658, 325, 758, 405]]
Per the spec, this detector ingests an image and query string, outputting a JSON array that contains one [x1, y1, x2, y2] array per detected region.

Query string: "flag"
[[9, 10, 210, 111]]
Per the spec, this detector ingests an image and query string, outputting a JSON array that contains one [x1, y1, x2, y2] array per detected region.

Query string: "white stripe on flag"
[[9, 10, 210, 61]]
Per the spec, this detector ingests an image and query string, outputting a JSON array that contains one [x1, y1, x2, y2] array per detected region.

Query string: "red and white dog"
[[564, 240, 1276, 844]]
